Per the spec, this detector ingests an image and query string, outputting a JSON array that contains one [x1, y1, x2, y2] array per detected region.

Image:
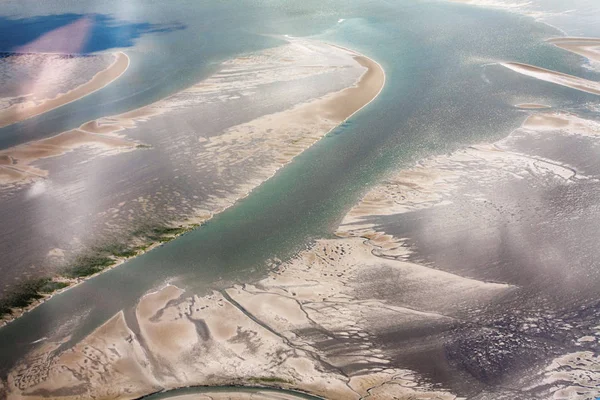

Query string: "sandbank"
[[319, 55, 385, 121], [0, 52, 130, 128], [515, 103, 550, 109], [548, 37, 600, 64], [523, 111, 600, 135], [502, 62, 600, 95]]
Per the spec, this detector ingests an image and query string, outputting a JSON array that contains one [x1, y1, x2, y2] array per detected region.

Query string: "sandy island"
[[0, 52, 130, 129]]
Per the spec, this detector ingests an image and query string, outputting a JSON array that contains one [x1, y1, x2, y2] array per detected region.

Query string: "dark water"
[[141, 386, 323, 400], [0, 0, 597, 394]]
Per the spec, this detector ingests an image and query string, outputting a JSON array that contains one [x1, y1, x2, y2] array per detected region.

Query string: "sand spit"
[[82, 54, 384, 138], [515, 103, 550, 109], [502, 61, 600, 95], [0, 129, 137, 184], [0, 52, 129, 129], [548, 37, 600, 64], [317, 55, 385, 121], [195, 52, 384, 184]]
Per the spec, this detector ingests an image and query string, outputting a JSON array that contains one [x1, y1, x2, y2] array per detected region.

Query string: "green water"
[[0, 0, 597, 378]]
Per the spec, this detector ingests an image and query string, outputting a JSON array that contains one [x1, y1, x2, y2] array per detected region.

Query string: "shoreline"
[[0, 41, 386, 328], [0, 51, 130, 129]]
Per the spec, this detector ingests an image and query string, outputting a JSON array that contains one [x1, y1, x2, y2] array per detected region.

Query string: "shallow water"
[[0, 0, 598, 394]]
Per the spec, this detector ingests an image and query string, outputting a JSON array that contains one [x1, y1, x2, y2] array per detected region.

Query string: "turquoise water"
[[0, 0, 598, 388]]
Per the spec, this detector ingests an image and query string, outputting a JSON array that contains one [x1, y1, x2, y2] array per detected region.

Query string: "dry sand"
[[502, 62, 600, 96], [548, 37, 600, 64], [0, 52, 129, 129], [319, 55, 385, 121], [515, 103, 550, 109]]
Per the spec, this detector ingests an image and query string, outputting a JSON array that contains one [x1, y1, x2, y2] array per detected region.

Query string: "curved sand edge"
[[502, 61, 600, 96], [0, 51, 130, 129], [0, 42, 386, 327], [547, 37, 600, 64]]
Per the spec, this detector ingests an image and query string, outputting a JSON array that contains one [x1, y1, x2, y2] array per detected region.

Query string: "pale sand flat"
[[0, 52, 130, 128], [0, 129, 136, 184]]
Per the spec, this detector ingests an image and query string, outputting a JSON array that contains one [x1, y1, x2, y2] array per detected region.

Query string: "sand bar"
[[0, 42, 384, 187], [502, 62, 600, 96], [319, 55, 385, 121], [0, 52, 130, 128], [515, 103, 550, 109], [548, 37, 600, 64]]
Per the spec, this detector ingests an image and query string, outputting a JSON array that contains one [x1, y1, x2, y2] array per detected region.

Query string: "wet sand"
[[548, 37, 600, 64], [0, 52, 129, 129], [5, 237, 477, 399], [19, 110, 583, 400], [0, 129, 137, 184], [338, 110, 600, 398], [2, 31, 598, 400], [502, 61, 600, 95]]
